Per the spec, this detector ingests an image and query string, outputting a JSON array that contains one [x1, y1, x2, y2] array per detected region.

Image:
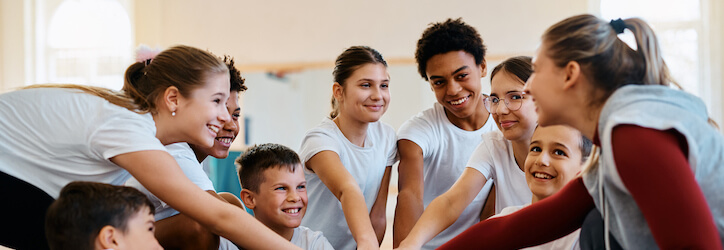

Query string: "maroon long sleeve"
[[438, 177, 595, 249], [612, 125, 722, 249]]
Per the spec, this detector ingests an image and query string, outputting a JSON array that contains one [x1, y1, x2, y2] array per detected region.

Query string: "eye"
[[297, 184, 306, 190], [455, 73, 468, 80], [360, 83, 371, 88], [380, 83, 389, 88], [554, 149, 568, 156], [530, 146, 542, 152], [274, 186, 287, 191], [510, 93, 524, 100], [432, 80, 444, 86], [490, 96, 500, 104], [232, 112, 241, 121], [213, 98, 222, 104]]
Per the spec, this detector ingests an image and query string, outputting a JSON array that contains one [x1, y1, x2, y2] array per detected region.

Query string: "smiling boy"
[[237, 143, 334, 250]]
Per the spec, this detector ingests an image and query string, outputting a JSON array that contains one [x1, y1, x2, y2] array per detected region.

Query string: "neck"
[[188, 144, 209, 163], [531, 194, 544, 204], [269, 224, 295, 241], [511, 139, 530, 172], [152, 112, 178, 145], [444, 100, 490, 131], [572, 104, 603, 141], [333, 115, 369, 147]]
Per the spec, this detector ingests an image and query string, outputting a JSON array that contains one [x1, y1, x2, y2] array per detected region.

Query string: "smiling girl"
[[0, 46, 298, 250], [397, 56, 537, 250], [299, 46, 397, 250]]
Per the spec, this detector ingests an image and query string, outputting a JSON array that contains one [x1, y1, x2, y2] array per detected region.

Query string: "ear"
[[480, 59, 488, 77], [332, 82, 343, 102], [162, 86, 181, 114], [240, 189, 256, 209], [96, 225, 121, 249], [562, 61, 581, 91]]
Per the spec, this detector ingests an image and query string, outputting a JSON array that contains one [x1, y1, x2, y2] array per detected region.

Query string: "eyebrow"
[[554, 142, 571, 150], [429, 66, 469, 80]]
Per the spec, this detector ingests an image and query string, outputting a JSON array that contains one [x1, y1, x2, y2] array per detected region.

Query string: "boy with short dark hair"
[[45, 181, 162, 250], [236, 143, 334, 250]]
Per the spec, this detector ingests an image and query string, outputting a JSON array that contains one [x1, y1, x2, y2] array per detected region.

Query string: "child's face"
[[489, 71, 538, 142], [114, 207, 162, 250], [251, 164, 308, 230], [524, 125, 583, 201], [336, 63, 390, 123], [426, 50, 487, 122]]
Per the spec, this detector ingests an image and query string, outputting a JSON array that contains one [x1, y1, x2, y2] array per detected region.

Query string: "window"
[[40, 0, 132, 90]]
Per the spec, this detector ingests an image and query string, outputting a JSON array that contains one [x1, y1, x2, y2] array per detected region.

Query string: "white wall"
[[1, 0, 29, 92]]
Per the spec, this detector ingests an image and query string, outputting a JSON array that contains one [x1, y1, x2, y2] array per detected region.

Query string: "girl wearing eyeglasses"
[[397, 56, 537, 250]]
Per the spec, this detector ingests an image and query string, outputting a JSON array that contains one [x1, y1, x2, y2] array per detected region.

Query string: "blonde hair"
[[542, 15, 678, 106]]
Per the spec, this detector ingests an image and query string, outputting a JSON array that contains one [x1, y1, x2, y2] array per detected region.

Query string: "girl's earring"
[[171, 111, 176, 117]]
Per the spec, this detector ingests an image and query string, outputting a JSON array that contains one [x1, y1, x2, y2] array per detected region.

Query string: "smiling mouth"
[[208, 125, 220, 134], [282, 208, 301, 214], [449, 96, 469, 105], [215, 137, 233, 144], [533, 172, 554, 179]]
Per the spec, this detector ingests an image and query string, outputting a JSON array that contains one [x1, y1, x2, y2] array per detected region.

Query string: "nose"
[[536, 152, 550, 167], [495, 99, 510, 115], [223, 115, 238, 132], [218, 105, 231, 123], [287, 190, 301, 202], [446, 80, 462, 96], [370, 85, 382, 101]]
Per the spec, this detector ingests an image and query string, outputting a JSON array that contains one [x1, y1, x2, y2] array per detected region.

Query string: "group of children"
[[1, 13, 723, 250]]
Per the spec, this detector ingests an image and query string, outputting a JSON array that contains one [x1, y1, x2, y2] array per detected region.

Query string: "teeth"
[[450, 97, 468, 105], [534, 172, 553, 179], [283, 208, 300, 214], [208, 125, 219, 133], [216, 137, 233, 144]]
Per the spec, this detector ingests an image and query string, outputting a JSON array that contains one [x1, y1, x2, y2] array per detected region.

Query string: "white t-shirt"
[[299, 118, 397, 250], [467, 130, 532, 213], [291, 226, 335, 250], [396, 102, 497, 249], [126, 142, 216, 221], [496, 204, 580, 250], [0, 88, 166, 198]]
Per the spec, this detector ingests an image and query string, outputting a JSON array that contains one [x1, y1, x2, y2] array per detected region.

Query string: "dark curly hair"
[[415, 18, 487, 80], [223, 55, 247, 93]]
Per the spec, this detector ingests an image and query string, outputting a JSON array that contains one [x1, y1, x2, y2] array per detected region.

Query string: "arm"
[[154, 190, 230, 250], [479, 184, 496, 221], [611, 125, 722, 249], [438, 177, 594, 249], [306, 151, 379, 250], [397, 168, 488, 249], [393, 139, 425, 247], [370, 166, 392, 245], [112, 150, 301, 250]]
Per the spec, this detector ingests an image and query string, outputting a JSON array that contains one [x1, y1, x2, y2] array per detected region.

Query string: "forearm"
[[398, 193, 464, 248], [370, 167, 392, 244], [393, 190, 424, 247], [340, 189, 379, 249]]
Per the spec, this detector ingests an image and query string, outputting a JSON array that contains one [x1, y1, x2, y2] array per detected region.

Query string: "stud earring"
[[171, 111, 176, 117]]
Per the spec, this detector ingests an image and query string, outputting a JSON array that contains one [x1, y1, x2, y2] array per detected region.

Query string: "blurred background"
[[1, 0, 722, 248]]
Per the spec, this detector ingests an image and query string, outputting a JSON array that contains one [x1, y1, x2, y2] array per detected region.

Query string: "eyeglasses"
[[484, 92, 526, 113]]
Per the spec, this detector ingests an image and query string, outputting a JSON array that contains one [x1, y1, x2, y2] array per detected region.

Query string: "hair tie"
[[609, 18, 626, 34], [135, 44, 163, 66]]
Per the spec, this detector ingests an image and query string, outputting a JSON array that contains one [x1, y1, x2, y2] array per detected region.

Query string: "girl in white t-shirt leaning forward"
[[397, 56, 538, 250], [0, 45, 300, 250], [299, 46, 397, 250]]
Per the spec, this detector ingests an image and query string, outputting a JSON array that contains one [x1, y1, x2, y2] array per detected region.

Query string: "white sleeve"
[[299, 129, 341, 164], [397, 115, 435, 159], [90, 112, 166, 159], [466, 139, 495, 179], [308, 230, 336, 250], [384, 125, 398, 166], [167, 143, 215, 192]]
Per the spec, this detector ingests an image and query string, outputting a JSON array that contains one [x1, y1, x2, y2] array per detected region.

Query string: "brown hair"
[[491, 56, 533, 84], [542, 14, 677, 106], [45, 181, 154, 250], [236, 143, 301, 193], [329, 46, 387, 119], [123, 45, 228, 113]]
